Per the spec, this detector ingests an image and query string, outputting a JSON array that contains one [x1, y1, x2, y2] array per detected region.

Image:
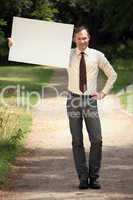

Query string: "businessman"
[[67, 26, 117, 189]]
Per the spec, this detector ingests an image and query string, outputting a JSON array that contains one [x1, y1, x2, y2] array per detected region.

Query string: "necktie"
[[79, 52, 87, 93]]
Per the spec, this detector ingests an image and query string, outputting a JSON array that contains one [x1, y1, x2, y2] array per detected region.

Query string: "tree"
[[30, 0, 58, 21], [53, 0, 133, 44], [97, 0, 133, 41]]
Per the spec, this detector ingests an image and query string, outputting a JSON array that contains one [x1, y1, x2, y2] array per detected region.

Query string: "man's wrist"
[[100, 91, 106, 99], [101, 91, 106, 96]]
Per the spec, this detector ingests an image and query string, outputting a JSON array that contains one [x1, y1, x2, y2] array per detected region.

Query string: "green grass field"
[[0, 65, 53, 107], [0, 65, 53, 90]]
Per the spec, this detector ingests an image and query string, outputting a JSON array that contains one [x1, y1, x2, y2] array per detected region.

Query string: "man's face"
[[74, 29, 90, 51]]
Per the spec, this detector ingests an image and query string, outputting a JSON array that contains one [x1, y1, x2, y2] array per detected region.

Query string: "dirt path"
[[1, 68, 133, 200]]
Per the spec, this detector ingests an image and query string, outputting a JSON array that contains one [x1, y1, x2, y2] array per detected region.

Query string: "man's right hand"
[[8, 37, 13, 48]]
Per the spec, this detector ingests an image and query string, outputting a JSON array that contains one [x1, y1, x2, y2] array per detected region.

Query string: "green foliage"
[[53, 0, 133, 45], [0, 0, 33, 17], [0, 19, 8, 59], [97, 0, 133, 35], [30, 2, 58, 21], [98, 39, 133, 60], [0, 19, 7, 28], [112, 59, 133, 92], [0, 31, 6, 46], [0, 32, 8, 64]]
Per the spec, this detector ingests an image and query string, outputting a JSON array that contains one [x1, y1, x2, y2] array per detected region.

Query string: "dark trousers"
[[66, 91, 102, 181]]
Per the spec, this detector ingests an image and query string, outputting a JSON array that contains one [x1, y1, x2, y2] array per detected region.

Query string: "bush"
[[0, 108, 22, 145], [0, 107, 32, 186]]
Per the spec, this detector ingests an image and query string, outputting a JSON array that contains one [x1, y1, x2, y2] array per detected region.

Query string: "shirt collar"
[[75, 47, 90, 56]]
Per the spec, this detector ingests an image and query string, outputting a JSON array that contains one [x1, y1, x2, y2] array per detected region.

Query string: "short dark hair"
[[73, 26, 90, 37]]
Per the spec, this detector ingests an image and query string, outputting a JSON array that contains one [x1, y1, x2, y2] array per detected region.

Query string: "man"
[[67, 26, 117, 189]]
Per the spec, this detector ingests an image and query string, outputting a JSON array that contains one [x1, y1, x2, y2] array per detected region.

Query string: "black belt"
[[68, 91, 93, 98]]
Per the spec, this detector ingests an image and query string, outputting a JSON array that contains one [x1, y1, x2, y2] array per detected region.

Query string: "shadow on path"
[[5, 145, 133, 197]]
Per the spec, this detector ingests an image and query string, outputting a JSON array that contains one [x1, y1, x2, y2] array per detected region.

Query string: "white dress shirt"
[[68, 47, 117, 95]]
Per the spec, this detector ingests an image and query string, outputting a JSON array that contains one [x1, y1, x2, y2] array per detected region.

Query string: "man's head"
[[73, 26, 90, 51]]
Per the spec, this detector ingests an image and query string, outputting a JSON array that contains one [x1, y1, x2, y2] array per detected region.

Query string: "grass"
[[0, 65, 52, 88], [112, 58, 133, 93], [119, 94, 127, 107], [111, 58, 133, 112], [0, 65, 53, 90], [119, 92, 133, 113], [0, 65, 53, 107]]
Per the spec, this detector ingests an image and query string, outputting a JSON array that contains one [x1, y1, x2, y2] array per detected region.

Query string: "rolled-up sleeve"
[[98, 53, 117, 94]]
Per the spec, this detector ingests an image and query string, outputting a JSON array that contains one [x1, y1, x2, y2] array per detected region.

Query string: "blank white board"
[[8, 17, 74, 68]]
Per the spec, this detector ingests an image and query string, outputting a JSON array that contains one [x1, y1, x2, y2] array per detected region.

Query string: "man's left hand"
[[91, 91, 106, 100]]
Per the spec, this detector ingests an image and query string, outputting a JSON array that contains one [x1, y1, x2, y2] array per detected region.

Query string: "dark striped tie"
[[79, 52, 87, 93]]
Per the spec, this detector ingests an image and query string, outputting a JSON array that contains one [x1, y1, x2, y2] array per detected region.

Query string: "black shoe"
[[89, 178, 101, 189], [79, 179, 89, 189]]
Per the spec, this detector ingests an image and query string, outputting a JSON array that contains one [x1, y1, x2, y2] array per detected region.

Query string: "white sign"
[[8, 17, 74, 68]]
